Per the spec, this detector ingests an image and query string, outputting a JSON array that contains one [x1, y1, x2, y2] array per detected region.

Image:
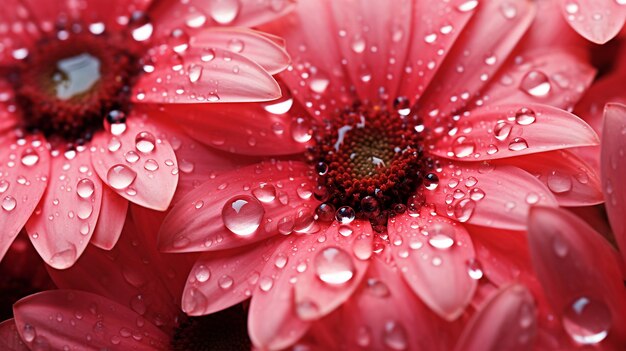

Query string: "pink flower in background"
[[157, 0, 605, 349], [0, 0, 292, 269]]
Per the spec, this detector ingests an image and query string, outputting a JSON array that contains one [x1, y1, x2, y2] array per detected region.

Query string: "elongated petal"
[[182, 238, 281, 316], [90, 186, 128, 250], [388, 210, 476, 320], [478, 48, 596, 111], [0, 319, 28, 351], [454, 284, 537, 351], [501, 150, 603, 206], [527, 207, 626, 344], [25, 149, 102, 270], [433, 104, 599, 161], [132, 47, 280, 104], [424, 161, 557, 230], [14, 290, 169, 350], [91, 117, 178, 211], [560, 0, 626, 44], [416, 0, 535, 121], [0, 134, 49, 262], [158, 161, 316, 253], [190, 28, 289, 75], [601, 103, 626, 263]]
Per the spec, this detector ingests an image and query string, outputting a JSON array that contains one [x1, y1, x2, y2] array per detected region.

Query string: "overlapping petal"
[[559, 0, 626, 44]]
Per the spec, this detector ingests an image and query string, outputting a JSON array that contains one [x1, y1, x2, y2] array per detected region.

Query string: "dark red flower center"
[[171, 305, 251, 351], [309, 99, 437, 229], [10, 29, 141, 143]]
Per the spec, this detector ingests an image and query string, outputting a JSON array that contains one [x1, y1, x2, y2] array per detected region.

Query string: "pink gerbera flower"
[[0, 0, 292, 269], [156, 0, 604, 349]]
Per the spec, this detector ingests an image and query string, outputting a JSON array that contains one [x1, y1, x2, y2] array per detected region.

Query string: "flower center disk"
[[11, 29, 141, 142], [310, 100, 434, 225]]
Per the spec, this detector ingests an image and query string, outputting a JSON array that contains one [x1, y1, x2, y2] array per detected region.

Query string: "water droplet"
[[77, 180, 95, 199], [356, 326, 372, 347], [135, 131, 156, 153], [335, 206, 356, 224], [424, 173, 439, 190], [22, 324, 36, 342], [188, 64, 203, 83], [274, 254, 288, 269], [195, 265, 211, 282], [494, 122, 512, 140], [296, 299, 320, 319], [144, 159, 159, 172], [221, 195, 264, 236], [131, 22, 153, 42], [106, 164, 137, 190], [314, 247, 355, 285], [366, 278, 390, 297], [562, 297, 611, 345], [547, 171, 573, 194], [2, 196, 16, 211], [454, 199, 476, 222], [508, 137, 528, 151], [291, 117, 313, 143], [218, 275, 234, 289], [130, 294, 147, 315], [427, 223, 456, 250], [352, 234, 372, 260], [227, 38, 245, 52], [515, 107, 536, 125], [201, 48, 216, 62], [209, 0, 240, 24], [467, 259, 483, 279], [169, 28, 190, 53], [383, 321, 408, 350], [457, 0, 478, 12], [21, 148, 40, 166], [252, 183, 276, 203], [520, 70, 551, 97]]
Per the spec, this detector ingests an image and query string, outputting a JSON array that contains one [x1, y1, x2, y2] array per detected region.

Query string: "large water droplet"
[[314, 247, 355, 285], [2, 196, 17, 211], [520, 70, 551, 97], [562, 297, 611, 345], [76, 179, 95, 199], [221, 195, 264, 236], [21, 148, 40, 167], [547, 171, 573, 194], [106, 164, 137, 190], [209, 0, 240, 24], [135, 131, 156, 153], [515, 107, 536, 125], [426, 222, 456, 250]]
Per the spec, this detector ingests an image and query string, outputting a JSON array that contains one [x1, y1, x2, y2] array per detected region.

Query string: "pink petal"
[[517, 0, 585, 50], [560, 0, 626, 44], [416, 0, 536, 121], [329, 0, 415, 100], [293, 220, 372, 321], [454, 284, 537, 351], [25, 149, 102, 270], [478, 48, 596, 111], [47, 216, 182, 330], [575, 72, 626, 137], [0, 134, 49, 262], [150, 0, 296, 36], [182, 238, 282, 316], [527, 206, 626, 344], [132, 47, 280, 104], [158, 161, 317, 253], [501, 150, 603, 206], [90, 116, 178, 211], [337, 258, 444, 350], [601, 103, 626, 263], [0, 0, 40, 66], [0, 319, 29, 351], [388, 210, 477, 320], [90, 186, 128, 250], [189, 28, 290, 75], [396, 0, 476, 104], [423, 161, 558, 230], [13, 290, 169, 350], [0, 81, 19, 132], [159, 96, 314, 156], [433, 104, 599, 161]]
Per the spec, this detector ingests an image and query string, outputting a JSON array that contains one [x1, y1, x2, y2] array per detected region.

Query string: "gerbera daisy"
[[0, 0, 292, 269], [157, 0, 603, 349]]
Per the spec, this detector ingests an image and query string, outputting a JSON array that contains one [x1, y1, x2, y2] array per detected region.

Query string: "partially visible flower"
[[0, 0, 292, 269], [156, 0, 603, 349], [558, 0, 626, 44]]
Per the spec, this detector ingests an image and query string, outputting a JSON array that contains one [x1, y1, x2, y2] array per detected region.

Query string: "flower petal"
[[424, 161, 557, 230], [0, 81, 20, 132], [527, 206, 626, 343], [91, 116, 178, 211], [454, 284, 537, 351], [416, 0, 536, 121], [478, 48, 596, 111], [0, 0, 40, 67], [500, 150, 603, 206], [13, 290, 169, 350], [46, 217, 182, 330], [90, 186, 128, 250], [158, 161, 316, 253], [388, 210, 476, 320], [0, 319, 28, 351], [190, 28, 289, 75], [182, 238, 281, 316], [293, 220, 372, 321], [159, 96, 313, 156], [132, 47, 280, 104], [560, 0, 626, 44], [0, 134, 49, 262], [433, 104, 599, 161], [25, 149, 102, 270], [601, 103, 626, 263]]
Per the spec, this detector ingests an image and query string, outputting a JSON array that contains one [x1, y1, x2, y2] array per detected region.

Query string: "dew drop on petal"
[[22, 324, 36, 342], [383, 321, 408, 350], [314, 247, 355, 285], [135, 131, 156, 153], [106, 164, 137, 190], [426, 223, 456, 250], [218, 275, 234, 289], [209, 0, 240, 24], [508, 137, 528, 151], [194, 265, 211, 283], [520, 70, 551, 97], [76, 179, 95, 199], [547, 171, 573, 194], [221, 195, 264, 236], [252, 183, 276, 203], [515, 107, 536, 125], [335, 206, 356, 224], [562, 297, 611, 345], [21, 148, 40, 166]]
